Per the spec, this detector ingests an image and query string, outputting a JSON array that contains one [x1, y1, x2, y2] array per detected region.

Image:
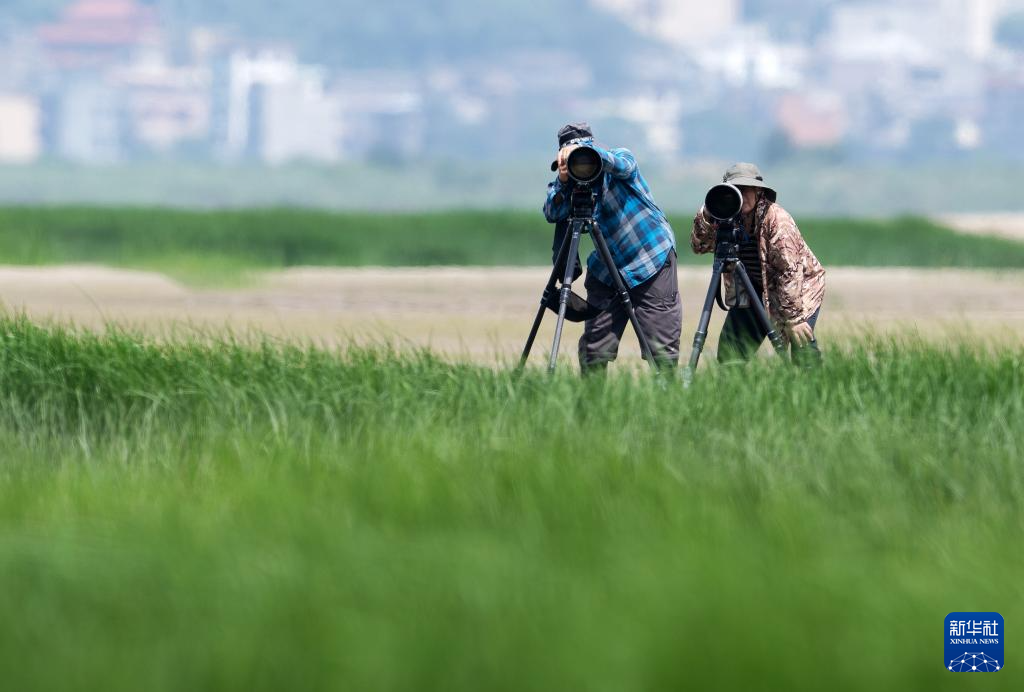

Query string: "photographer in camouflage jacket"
[[691, 163, 826, 364]]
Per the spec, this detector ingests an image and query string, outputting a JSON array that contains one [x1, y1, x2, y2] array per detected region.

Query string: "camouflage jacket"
[[691, 198, 825, 328]]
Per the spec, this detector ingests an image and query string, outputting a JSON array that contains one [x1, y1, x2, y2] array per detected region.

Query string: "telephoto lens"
[[704, 183, 743, 221], [566, 146, 604, 185]]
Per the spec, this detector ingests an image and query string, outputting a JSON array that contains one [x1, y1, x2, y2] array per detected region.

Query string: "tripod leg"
[[547, 220, 585, 373], [589, 223, 659, 371], [682, 259, 725, 387], [519, 228, 572, 368], [732, 262, 787, 356]]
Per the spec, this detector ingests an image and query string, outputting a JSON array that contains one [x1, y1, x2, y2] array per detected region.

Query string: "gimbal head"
[[570, 183, 598, 219]]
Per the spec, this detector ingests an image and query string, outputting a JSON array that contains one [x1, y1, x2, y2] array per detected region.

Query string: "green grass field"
[[1, 207, 1023, 283], [0, 315, 1020, 691]]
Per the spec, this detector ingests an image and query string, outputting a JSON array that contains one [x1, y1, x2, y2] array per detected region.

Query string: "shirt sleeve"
[[690, 207, 717, 254], [543, 178, 570, 223], [765, 209, 806, 325], [592, 146, 638, 180]]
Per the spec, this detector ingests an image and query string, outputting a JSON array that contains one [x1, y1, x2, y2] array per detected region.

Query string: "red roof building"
[[38, 0, 160, 70], [775, 91, 849, 149]]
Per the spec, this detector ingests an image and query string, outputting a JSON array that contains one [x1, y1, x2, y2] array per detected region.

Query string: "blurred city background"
[[1, 0, 1023, 212]]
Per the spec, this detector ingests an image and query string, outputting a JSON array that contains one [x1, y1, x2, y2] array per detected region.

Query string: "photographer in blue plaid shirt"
[[543, 122, 681, 372]]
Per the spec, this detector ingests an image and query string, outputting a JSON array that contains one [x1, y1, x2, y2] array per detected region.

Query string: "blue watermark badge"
[[945, 612, 1003, 672]]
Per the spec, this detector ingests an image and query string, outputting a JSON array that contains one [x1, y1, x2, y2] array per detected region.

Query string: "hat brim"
[[727, 177, 777, 202]]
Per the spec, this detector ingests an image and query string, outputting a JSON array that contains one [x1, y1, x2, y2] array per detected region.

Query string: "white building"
[[260, 76, 341, 164], [590, 0, 740, 47], [0, 94, 42, 163], [111, 52, 212, 153], [691, 25, 808, 89], [217, 49, 341, 163], [332, 70, 423, 160], [827, 0, 1006, 62]]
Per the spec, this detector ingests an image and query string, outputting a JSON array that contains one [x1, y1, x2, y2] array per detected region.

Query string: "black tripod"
[[682, 219, 787, 386], [520, 185, 658, 373]]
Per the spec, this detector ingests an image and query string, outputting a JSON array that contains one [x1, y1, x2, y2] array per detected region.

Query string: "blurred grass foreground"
[[1, 207, 1024, 281], [0, 316, 1020, 691]]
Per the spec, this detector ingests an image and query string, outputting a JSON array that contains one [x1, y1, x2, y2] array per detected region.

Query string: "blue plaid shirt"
[[543, 145, 675, 288]]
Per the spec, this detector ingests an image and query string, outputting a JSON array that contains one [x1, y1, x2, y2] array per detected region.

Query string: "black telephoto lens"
[[704, 183, 743, 221], [566, 146, 604, 185]]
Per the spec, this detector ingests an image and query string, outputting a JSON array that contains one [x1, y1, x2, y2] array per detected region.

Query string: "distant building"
[[955, 0, 1002, 60], [37, 0, 159, 71], [819, 1, 992, 157], [824, 4, 937, 65], [690, 26, 808, 89], [259, 77, 341, 164], [826, 0, 1003, 63], [3, 0, 1016, 166], [0, 94, 42, 163], [982, 61, 1024, 158], [775, 91, 847, 148], [585, 89, 684, 158], [214, 50, 341, 163], [591, 0, 739, 46], [111, 53, 212, 153], [332, 70, 424, 161], [53, 80, 124, 163]]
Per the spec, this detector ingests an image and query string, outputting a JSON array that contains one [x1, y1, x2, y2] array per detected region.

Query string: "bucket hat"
[[722, 163, 777, 203]]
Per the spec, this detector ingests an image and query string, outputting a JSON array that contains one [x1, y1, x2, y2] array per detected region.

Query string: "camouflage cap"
[[723, 162, 777, 202]]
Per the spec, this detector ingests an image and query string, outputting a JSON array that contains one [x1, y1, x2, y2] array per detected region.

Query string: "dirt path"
[[938, 213, 1024, 241], [1, 265, 1022, 364]]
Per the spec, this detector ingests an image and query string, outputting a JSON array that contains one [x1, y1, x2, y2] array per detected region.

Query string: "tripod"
[[682, 220, 787, 387], [520, 185, 658, 373]]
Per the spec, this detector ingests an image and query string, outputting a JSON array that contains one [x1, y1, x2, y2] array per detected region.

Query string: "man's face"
[[739, 186, 759, 215]]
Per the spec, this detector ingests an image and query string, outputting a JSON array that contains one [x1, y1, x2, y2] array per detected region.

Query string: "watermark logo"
[[945, 612, 1003, 672]]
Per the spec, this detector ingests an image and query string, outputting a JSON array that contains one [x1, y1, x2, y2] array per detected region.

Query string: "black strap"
[[551, 220, 583, 283], [715, 277, 728, 311], [542, 286, 603, 323]]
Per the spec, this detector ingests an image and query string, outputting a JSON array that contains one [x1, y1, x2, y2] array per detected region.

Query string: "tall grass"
[[1, 207, 1023, 280], [0, 316, 1021, 691]]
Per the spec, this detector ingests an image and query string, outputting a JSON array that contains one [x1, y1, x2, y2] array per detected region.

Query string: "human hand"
[[557, 144, 579, 183], [785, 321, 815, 347]]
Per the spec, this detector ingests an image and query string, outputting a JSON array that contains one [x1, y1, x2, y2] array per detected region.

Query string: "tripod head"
[[569, 183, 598, 222]]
